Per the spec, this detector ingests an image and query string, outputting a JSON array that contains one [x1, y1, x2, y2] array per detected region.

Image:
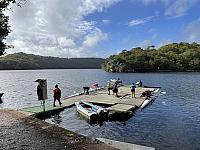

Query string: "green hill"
[[103, 42, 200, 72], [0, 52, 105, 70]]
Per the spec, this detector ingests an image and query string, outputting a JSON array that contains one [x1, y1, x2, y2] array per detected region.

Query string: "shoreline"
[[0, 108, 115, 150], [1, 68, 200, 73]]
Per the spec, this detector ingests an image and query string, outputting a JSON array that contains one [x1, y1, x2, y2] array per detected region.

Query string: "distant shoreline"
[[0, 52, 105, 70], [105, 70, 200, 73], [0, 68, 102, 70], [1, 68, 200, 74]]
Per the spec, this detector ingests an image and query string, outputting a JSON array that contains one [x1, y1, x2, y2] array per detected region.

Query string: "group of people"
[[37, 79, 143, 107], [107, 78, 122, 97], [107, 79, 143, 98]]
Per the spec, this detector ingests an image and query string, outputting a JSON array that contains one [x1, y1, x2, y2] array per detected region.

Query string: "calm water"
[[0, 69, 200, 150]]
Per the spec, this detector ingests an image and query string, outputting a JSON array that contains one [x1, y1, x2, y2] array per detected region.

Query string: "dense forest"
[[0, 52, 105, 70], [103, 42, 200, 72]]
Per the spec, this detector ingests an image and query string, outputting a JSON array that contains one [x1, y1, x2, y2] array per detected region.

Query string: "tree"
[[0, 0, 15, 55], [0, 0, 26, 56], [146, 45, 155, 50], [103, 42, 200, 72]]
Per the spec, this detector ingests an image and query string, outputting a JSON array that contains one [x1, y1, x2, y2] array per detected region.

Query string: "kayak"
[[143, 85, 161, 88], [75, 101, 107, 121], [140, 88, 160, 109], [67, 93, 81, 98]]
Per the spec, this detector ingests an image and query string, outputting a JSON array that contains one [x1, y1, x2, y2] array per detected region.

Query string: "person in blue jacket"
[[130, 82, 136, 98]]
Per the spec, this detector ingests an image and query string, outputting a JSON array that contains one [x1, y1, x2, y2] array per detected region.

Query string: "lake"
[[0, 69, 200, 150]]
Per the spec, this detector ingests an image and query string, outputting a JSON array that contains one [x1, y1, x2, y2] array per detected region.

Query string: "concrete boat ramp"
[[20, 86, 158, 118], [97, 138, 155, 150]]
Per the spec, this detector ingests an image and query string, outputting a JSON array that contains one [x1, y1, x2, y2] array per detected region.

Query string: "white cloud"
[[131, 0, 199, 18], [130, 0, 170, 6], [129, 19, 147, 26], [158, 39, 172, 47], [128, 15, 156, 27], [5, 0, 119, 58], [102, 19, 111, 24], [139, 40, 153, 48], [80, 0, 120, 15], [138, 33, 158, 48], [136, 0, 159, 5], [58, 38, 76, 48], [165, 0, 199, 18], [183, 18, 200, 42], [83, 28, 108, 48]]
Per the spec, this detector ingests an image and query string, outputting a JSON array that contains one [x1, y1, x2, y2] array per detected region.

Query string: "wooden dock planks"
[[20, 104, 66, 117], [107, 104, 136, 113]]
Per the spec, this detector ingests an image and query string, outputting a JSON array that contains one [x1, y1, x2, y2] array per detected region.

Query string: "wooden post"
[[42, 99, 45, 121]]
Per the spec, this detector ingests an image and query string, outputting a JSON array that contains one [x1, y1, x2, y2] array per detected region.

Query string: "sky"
[[5, 0, 200, 58]]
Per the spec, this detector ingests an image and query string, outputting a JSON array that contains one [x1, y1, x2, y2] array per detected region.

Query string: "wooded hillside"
[[103, 42, 200, 72], [0, 52, 105, 70]]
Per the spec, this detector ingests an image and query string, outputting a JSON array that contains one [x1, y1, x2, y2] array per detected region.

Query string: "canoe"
[[140, 88, 160, 109], [75, 101, 107, 121]]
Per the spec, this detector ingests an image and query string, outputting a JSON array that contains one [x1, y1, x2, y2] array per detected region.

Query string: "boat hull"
[[141, 88, 160, 109], [75, 101, 106, 122], [76, 106, 98, 121]]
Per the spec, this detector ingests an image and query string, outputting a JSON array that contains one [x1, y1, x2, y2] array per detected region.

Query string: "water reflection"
[[48, 107, 135, 127]]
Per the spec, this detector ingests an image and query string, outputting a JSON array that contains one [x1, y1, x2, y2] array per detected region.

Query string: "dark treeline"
[[103, 42, 200, 72], [0, 52, 105, 70]]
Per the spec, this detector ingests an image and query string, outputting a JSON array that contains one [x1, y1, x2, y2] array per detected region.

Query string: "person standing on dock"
[[53, 84, 62, 107], [117, 78, 122, 84], [130, 82, 136, 98], [112, 82, 118, 97], [83, 87, 90, 95], [107, 81, 113, 95]]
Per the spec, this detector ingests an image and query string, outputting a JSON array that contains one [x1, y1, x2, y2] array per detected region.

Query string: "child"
[[130, 82, 136, 98]]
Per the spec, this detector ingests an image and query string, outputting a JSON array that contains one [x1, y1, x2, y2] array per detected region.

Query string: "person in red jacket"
[[53, 84, 62, 107]]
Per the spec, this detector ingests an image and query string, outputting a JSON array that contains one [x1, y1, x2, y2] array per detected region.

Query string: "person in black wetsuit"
[[112, 82, 118, 97]]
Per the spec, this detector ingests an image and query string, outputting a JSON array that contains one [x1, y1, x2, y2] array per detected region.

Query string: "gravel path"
[[0, 109, 116, 150]]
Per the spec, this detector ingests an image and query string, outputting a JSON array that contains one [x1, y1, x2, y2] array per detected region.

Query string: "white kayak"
[[75, 101, 106, 121], [140, 88, 160, 109], [67, 93, 81, 98]]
